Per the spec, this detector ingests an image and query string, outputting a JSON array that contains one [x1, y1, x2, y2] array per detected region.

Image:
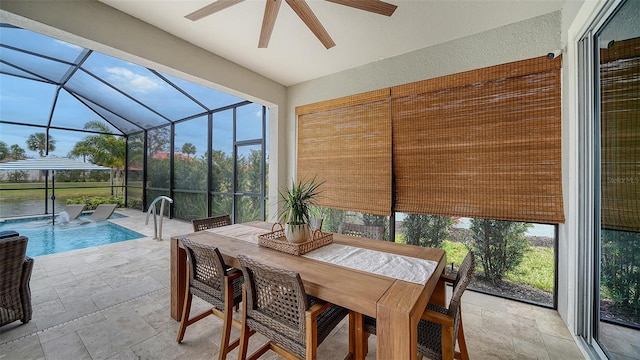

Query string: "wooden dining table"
[[170, 222, 447, 360]]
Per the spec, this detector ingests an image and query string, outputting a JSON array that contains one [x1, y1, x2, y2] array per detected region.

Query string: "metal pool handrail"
[[145, 196, 173, 240]]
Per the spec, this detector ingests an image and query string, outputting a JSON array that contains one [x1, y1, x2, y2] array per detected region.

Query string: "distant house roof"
[[152, 152, 194, 162]]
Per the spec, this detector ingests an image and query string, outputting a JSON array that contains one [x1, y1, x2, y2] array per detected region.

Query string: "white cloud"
[[105, 67, 161, 93], [53, 39, 83, 51]]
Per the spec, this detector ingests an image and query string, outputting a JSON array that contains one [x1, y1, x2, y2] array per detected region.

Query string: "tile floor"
[[0, 209, 586, 359]]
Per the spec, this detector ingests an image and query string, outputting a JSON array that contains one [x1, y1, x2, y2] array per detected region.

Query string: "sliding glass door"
[[580, 0, 640, 357]]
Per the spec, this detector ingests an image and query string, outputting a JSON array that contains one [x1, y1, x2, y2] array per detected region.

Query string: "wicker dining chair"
[[363, 251, 475, 360], [0, 235, 34, 328], [176, 237, 244, 360], [338, 222, 385, 240], [191, 214, 232, 232], [236, 255, 350, 360]]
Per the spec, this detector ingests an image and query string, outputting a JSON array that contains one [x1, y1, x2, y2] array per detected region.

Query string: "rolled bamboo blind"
[[391, 56, 564, 223], [600, 37, 640, 231], [296, 89, 392, 216]]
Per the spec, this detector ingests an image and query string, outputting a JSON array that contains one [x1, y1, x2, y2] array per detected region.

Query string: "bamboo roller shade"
[[600, 37, 640, 232], [392, 55, 564, 223], [296, 55, 564, 224], [297, 89, 392, 216]]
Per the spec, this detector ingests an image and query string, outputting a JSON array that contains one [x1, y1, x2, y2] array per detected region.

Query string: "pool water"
[[0, 214, 145, 257]]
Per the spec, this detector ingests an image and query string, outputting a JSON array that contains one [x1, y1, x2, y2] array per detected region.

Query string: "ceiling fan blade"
[[325, 0, 397, 16], [185, 0, 245, 21], [259, 0, 283, 48], [285, 0, 335, 49]]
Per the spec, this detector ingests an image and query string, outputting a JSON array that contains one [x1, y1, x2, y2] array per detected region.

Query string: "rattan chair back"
[[416, 251, 475, 360], [447, 250, 475, 345], [238, 255, 308, 345], [0, 235, 33, 327], [176, 237, 244, 359], [192, 214, 231, 232], [237, 255, 349, 359], [182, 238, 228, 309], [338, 222, 384, 240]]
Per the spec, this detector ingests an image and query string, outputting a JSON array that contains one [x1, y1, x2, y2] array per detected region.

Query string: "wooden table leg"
[[170, 237, 187, 321], [376, 282, 420, 360], [430, 276, 447, 307], [348, 311, 366, 360]]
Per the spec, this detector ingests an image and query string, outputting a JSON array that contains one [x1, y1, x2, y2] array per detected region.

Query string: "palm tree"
[[69, 121, 126, 195], [9, 144, 26, 160], [26, 132, 56, 157], [181, 143, 196, 160], [0, 141, 8, 161]]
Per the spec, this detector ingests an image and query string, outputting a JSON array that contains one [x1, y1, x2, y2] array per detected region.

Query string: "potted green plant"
[[278, 176, 323, 243]]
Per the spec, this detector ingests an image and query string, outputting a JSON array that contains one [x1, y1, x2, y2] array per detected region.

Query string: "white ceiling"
[[99, 0, 565, 87]]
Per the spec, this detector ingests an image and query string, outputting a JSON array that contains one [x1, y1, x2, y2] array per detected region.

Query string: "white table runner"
[[303, 243, 437, 285], [207, 224, 437, 285]]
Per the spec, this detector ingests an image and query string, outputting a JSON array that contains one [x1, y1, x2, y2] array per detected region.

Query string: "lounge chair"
[[46, 204, 86, 225], [79, 204, 117, 224], [54, 204, 86, 224], [63, 204, 86, 220]]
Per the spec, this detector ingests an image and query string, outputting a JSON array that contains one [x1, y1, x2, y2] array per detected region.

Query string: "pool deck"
[[0, 209, 585, 359]]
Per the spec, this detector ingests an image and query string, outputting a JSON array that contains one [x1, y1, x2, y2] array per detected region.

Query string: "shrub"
[[127, 198, 143, 210], [601, 229, 640, 313], [402, 214, 454, 248], [66, 195, 124, 210], [467, 219, 531, 284], [7, 170, 28, 182], [313, 206, 345, 233]]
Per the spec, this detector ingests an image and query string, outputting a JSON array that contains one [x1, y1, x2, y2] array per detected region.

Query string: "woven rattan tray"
[[258, 224, 333, 256]]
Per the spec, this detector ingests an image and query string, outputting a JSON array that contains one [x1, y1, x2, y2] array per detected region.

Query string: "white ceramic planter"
[[285, 223, 310, 243]]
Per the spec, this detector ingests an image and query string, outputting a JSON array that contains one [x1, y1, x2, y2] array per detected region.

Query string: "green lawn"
[[0, 182, 122, 215], [441, 240, 554, 292], [1, 182, 116, 199]]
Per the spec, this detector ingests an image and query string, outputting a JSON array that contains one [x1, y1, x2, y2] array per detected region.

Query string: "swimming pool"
[[0, 214, 145, 257]]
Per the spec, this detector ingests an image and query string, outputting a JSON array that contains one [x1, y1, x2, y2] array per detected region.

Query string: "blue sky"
[[0, 26, 266, 159]]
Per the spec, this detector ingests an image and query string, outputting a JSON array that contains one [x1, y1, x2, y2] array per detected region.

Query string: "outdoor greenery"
[[26, 132, 55, 157], [1, 119, 267, 222], [403, 214, 455, 248], [443, 240, 554, 292], [601, 229, 640, 314], [467, 219, 532, 284], [313, 206, 346, 233], [0, 141, 27, 161], [66, 195, 125, 210], [69, 121, 126, 196], [130, 124, 265, 222]]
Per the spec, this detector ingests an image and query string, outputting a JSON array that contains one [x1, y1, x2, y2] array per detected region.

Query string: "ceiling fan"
[[185, 0, 397, 49]]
